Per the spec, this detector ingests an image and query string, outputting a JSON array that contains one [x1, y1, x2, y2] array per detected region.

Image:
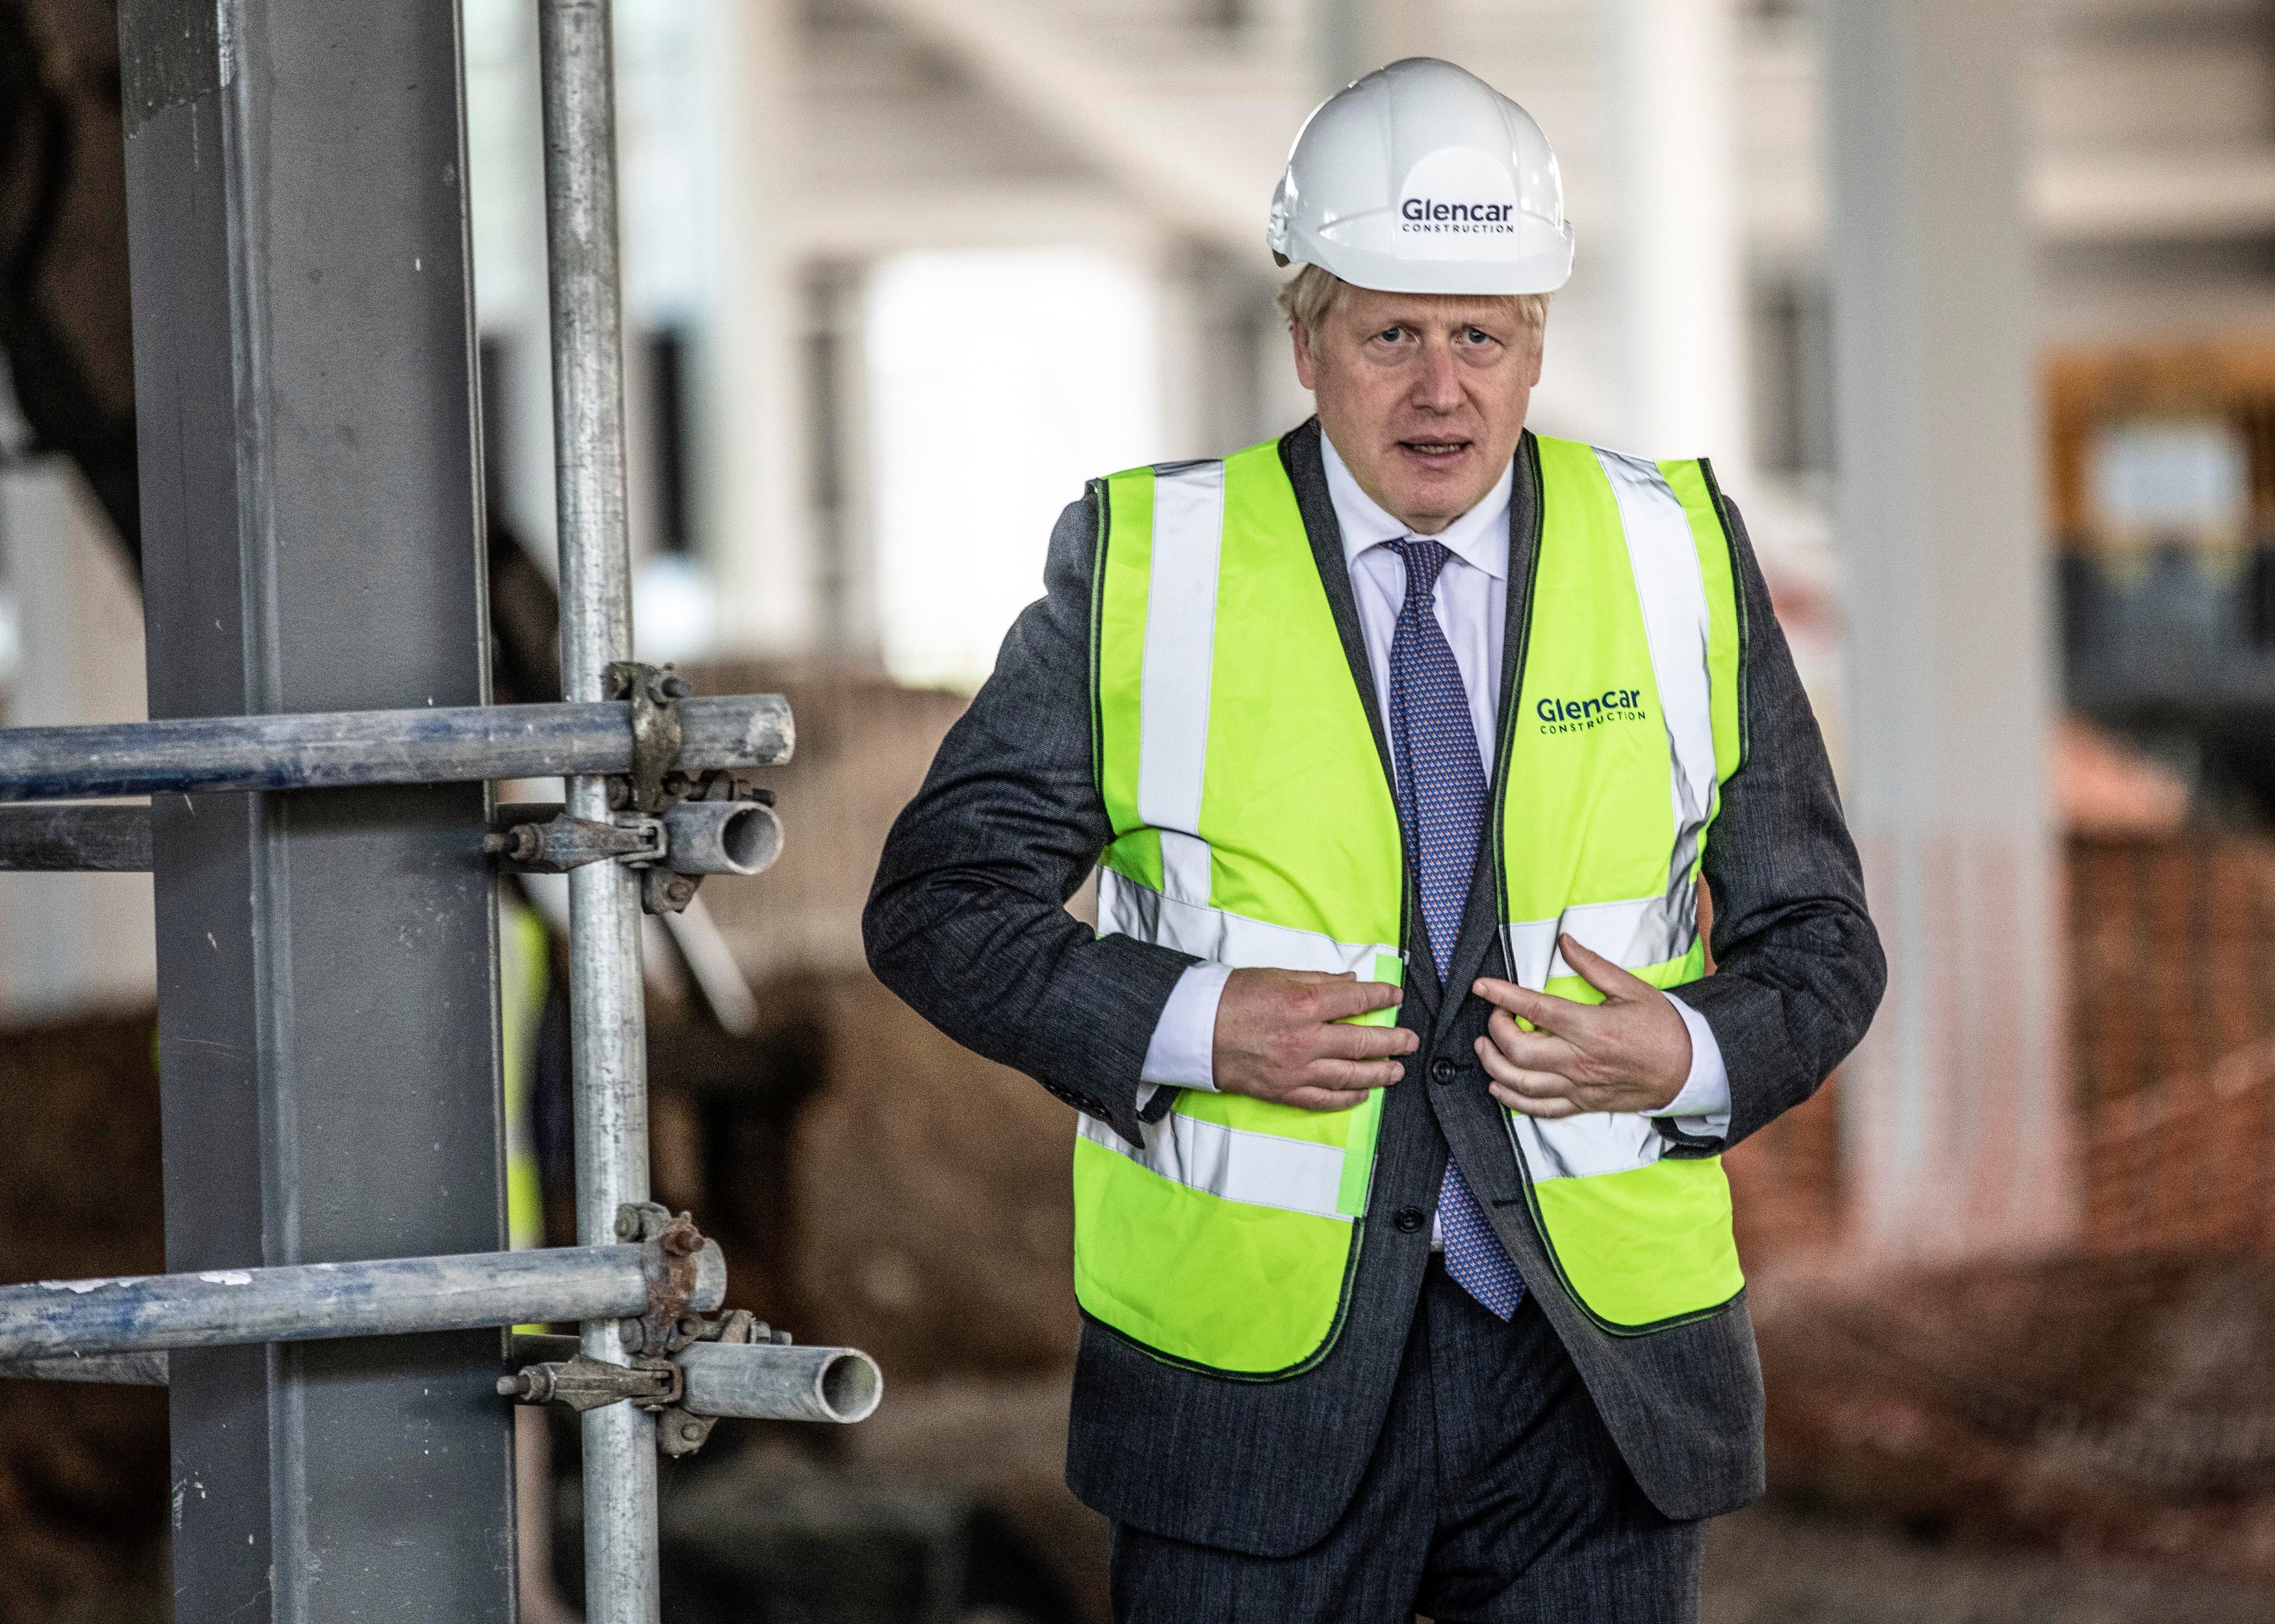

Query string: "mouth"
[[1396, 437, 1474, 468]]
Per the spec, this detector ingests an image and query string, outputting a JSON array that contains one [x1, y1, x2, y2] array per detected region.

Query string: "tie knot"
[[1387, 537, 1454, 607]]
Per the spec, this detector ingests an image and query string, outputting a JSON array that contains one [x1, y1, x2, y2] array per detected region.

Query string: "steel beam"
[[0, 805, 151, 870], [0, 1351, 171, 1386], [119, 1, 518, 1617]]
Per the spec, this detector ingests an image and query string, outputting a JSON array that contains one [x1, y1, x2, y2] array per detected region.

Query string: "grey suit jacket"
[[865, 421, 1885, 1554]]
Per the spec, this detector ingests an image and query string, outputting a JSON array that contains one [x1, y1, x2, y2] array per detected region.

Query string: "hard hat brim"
[[1274, 228, 1574, 297]]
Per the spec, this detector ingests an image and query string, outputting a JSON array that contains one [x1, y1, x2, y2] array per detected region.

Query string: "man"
[[866, 57, 1883, 1622]]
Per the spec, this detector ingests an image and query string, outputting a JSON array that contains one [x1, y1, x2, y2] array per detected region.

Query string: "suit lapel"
[[1439, 431, 1543, 1010], [1279, 421, 1438, 1023]]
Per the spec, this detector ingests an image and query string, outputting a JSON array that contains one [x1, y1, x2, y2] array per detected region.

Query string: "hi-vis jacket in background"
[[1078, 435, 1747, 1376]]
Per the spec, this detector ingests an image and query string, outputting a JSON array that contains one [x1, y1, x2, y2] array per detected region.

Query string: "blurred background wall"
[[9, 0, 2275, 1619]]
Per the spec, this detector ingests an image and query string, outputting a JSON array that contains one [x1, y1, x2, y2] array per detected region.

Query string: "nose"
[[1412, 338, 1463, 413]]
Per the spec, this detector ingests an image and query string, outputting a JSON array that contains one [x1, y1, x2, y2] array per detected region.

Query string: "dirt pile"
[[0, 1008, 167, 1623], [1755, 1251, 2275, 1584]]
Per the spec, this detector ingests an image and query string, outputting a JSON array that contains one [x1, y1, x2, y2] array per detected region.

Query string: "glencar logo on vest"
[[1399, 197, 1515, 235], [1536, 688, 1647, 734]]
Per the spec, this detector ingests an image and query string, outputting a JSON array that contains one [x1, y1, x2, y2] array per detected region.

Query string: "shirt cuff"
[[1656, 990, 1731, 1139], [1133, 961, 1232, 1113]]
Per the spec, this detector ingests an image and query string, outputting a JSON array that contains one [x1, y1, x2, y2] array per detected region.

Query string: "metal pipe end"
[[815, 1348, 882, 1424], [662, 799, 782, 877]]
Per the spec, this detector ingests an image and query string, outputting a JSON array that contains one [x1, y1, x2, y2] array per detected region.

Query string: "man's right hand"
[[1211, 968, 1415, 1112]]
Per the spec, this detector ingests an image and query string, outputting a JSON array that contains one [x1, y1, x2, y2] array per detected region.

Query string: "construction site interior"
[[6, 0, 2275, 1619]]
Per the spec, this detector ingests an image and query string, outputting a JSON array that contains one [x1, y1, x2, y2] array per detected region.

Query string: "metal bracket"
[[616, 1201, 708, 1356], [483, 804, 663, 873], [494, 1308, 874, 1448], [639, 867, 701, 916], [632, 771, 779, 916], [653, 1308, 788, 1457], [655, 1406, 717, 1457], [606, 661, 688, 815], [496, 1352, 678, 1413], [487, 764, 781, 912]]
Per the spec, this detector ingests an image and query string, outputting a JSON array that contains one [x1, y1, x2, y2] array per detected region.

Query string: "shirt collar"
[[1320, 428, 1514, 583]]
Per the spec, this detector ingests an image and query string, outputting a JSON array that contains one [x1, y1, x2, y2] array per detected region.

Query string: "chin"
[[1381, 471, 1477, 520]]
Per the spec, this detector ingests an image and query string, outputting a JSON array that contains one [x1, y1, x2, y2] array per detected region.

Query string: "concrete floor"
[[1702, 1504, 2275, 1624]]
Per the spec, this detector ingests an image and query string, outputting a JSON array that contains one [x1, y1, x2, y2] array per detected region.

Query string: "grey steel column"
[[535, 3, 660, 1620], [1820, 0, 2072, 1255], [118, 2, 515, 1619]]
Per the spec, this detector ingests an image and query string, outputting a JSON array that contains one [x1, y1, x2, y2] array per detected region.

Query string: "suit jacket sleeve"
[[1664, 494, 1888, 1147], [864, 486, 1198, 1145]]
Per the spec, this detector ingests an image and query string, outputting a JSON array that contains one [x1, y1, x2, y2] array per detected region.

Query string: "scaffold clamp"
[[607, 661, 688, 815], [619, 1201, 709, 1356]]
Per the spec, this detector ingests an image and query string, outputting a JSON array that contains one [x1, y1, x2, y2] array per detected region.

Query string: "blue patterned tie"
[[1385, 538, 1526, 1322]]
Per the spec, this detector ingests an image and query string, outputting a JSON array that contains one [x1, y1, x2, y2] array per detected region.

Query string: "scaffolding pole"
[[0, 694, 791, 801], [0, 1337, 888, 1429], [64, 3, 873, 1616], [537, 1, 662, 1618], [0, 1244, 724, 1361]]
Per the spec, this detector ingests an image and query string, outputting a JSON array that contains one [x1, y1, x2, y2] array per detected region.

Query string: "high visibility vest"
[[500, 897, 550, 1255], [1078, 434, 1747, 1377]]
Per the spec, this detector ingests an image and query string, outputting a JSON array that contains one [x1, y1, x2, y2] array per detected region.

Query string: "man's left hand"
[[1470, 934, 1691, 1117]]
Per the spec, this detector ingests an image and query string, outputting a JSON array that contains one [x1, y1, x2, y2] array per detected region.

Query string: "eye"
[[1462, 327, 1492, 345], [1377, 327, 1406, 344]]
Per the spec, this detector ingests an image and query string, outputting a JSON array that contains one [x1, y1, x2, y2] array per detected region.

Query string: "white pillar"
[[1603, 0, 1752, 478], [0, 461, 155, 1017], [806, 262, 882, 664], [1161, 249, 1289, 458], [698, 0, 818, 658], [1822, 0, 2072, 1257]]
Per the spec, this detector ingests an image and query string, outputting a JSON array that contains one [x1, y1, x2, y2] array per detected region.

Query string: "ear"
[[1291, 321, 1319, 392], [1524, 324, 1545, 388]]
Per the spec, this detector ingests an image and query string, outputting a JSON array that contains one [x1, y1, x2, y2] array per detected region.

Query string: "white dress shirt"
[[1134, 434, 1732, 1152]]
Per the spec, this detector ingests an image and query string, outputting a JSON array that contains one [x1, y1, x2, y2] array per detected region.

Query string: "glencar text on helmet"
[[1399, 198, 1516, 233]]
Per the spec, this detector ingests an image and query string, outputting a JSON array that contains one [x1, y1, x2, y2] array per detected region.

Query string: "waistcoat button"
[[1429, 1057, 1457, 1085], [1393, 1207, 1425, 1233]]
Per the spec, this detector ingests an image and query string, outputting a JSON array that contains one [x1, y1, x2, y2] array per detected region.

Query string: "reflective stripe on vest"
[[1135, 462, 1223, 907], [1076, 1108, 1348, 1221], [1083, 434, 1747, 1377], [1098, 868, 1401, 982]]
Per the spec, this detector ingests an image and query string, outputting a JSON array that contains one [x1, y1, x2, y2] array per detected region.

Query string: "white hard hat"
[[1267, 58, 1574, 297]]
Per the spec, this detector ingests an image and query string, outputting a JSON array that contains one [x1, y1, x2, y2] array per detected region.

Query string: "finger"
[[1558, 933, 1651, 1004], [1309, 977, 1406, 1022], [1470, 976, 1586, 1036], [1302, 1057, 1407, 1091], [1473, 1039, 1574, 1100], [1283, 1086, 1380, 1113], [1314, 1021, 1420, 1061], [1490, 1080, 1585, 1118], [1478, 1016, 1578, 1075]]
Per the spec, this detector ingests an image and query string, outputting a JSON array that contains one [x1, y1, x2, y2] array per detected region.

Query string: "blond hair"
[[1274, 262, 1549, 339]]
